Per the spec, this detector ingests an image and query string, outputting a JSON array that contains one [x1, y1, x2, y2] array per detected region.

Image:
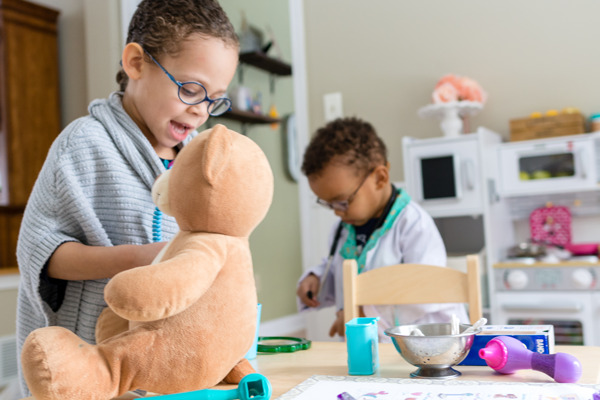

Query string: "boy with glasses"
[[296, 117, 468, 341], [16, 0, 238, 396]]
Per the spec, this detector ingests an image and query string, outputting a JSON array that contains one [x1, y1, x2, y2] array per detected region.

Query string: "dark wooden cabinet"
[[0, 0, 60, 271]]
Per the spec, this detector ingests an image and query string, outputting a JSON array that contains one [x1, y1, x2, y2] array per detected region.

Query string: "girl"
[[16, 0, 238, 396]]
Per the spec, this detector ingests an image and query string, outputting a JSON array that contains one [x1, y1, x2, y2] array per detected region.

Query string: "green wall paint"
[[216, 1, 302, 322]]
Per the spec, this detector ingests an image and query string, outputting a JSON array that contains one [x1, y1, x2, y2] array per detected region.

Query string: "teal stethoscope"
[[309, 186, 399, 300], [152, 158, 174, 242], [307, 221, 344, 301]]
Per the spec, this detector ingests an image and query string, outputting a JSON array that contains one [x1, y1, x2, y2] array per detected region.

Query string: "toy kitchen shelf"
[[216, 52, 292, 132], [494, 260, 600, 268]]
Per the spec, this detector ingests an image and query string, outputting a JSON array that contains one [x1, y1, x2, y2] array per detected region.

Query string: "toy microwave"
[[497, 132, 600, 197], [402, 128, 501, 218]]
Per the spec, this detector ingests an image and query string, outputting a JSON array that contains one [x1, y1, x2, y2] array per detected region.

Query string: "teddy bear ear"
[[202, 124, 233, 185]]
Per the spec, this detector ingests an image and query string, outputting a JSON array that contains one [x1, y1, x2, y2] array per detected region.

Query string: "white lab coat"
[[297, 199, 469, 342]]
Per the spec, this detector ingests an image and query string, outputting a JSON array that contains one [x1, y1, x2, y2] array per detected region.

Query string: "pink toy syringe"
[[479, 335, 582, 383]]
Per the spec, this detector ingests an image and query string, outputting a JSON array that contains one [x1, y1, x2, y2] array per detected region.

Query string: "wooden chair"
[[343, 255, 482, 325]]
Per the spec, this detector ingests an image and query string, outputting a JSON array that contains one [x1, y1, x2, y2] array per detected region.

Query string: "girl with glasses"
[[296, 117, 468, 342], [16, 1, 238, 397]]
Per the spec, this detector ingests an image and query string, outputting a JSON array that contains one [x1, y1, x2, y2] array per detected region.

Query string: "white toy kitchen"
[[403, 130, 600, 346]]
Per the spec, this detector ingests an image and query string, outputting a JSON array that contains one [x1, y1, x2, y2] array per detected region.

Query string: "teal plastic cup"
[[345, 317, 380, 375], [245, 303, 262, 359]]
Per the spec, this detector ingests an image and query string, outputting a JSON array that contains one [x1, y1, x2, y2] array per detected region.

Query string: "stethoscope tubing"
[[316, 221, 344, 300]]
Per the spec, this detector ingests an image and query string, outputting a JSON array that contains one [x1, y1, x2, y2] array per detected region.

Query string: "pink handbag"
[[529, 205, 571, 247]]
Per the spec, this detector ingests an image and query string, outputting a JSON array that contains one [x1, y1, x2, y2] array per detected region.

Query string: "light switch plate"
[[323, 92, 343, 122]]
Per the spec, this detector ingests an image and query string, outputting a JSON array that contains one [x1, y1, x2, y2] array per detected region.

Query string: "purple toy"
[[479, 335, 582, 383]]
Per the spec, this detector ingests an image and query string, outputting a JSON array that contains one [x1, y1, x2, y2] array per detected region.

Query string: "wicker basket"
[[509, 113, 585, 141]]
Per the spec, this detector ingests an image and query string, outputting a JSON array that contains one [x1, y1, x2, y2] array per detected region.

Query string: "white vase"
[[417, 101, 483, 137], [440, 105, 463, 137]]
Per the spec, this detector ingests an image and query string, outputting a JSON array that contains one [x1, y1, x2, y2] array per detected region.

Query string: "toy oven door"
[[494, 291, 595, 346]]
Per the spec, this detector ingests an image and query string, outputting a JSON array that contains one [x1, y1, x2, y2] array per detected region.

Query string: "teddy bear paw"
[[221, 358, 257, 384]]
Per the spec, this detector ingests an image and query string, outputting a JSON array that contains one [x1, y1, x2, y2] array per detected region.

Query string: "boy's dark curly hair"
[[116, 0, 239, 91], [302, 117, 388, 177]]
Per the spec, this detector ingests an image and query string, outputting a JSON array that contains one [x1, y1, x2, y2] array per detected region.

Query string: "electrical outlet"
[[323, 92, 343, 122]]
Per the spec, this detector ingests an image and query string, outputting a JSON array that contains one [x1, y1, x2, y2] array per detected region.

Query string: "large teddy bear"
[[21, 124, 274, 400]]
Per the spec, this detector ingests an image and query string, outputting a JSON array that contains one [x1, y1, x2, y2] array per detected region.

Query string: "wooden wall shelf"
[[239, 51, 292, 76], [220, 109, 280, 124], [219, 52, 290, 133]]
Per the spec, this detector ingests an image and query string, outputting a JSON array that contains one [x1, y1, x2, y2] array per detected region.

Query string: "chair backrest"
[[343, 254, 482, 325]]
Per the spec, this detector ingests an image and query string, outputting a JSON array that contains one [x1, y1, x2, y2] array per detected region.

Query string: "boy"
[[296, 117, 468, 341]]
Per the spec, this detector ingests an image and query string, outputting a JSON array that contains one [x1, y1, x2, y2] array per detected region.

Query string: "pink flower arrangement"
[[432, 74, 487, 104]]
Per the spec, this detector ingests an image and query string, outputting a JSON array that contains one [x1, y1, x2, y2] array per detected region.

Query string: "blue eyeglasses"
[[316, 169, 374, 212], [143, 48, 232, 116]]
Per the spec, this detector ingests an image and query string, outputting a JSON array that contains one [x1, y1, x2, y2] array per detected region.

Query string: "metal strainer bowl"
[[384, 322, 480, 379]]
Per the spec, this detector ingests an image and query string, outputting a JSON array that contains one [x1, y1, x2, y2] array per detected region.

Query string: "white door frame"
[[289, 0, 338, 341], [289, 0, 312, 272]]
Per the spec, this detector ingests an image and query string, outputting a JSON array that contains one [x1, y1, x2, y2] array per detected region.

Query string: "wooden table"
[[248, 342, 600, 398], [24, 342, 600, 399]]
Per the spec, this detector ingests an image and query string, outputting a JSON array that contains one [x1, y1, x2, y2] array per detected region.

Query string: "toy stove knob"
[[505, 269, 528, 290], [571, 268, 594, 289]]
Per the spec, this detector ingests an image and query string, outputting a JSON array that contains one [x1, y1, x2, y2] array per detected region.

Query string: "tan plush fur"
[[21, 125, 274, 400]]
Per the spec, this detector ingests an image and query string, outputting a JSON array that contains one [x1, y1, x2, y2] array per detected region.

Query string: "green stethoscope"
[[257, 336, 311, 353]]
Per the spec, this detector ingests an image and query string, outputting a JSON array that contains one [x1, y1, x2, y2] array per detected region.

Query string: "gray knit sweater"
[[16, 92, 195, 396]]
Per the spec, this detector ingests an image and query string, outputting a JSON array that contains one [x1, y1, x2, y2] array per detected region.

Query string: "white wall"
[[302, 0, 600, 182]]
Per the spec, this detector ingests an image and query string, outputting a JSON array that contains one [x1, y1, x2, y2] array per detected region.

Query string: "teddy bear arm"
[[95, 307, 130, 343], [105, 246, 226, 321]]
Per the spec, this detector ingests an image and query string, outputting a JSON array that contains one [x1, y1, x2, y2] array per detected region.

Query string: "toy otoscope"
[[153, 373, 272, 400], [479, 335, 582, 383]]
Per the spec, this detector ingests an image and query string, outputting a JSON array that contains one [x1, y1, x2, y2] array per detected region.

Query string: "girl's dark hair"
[[301, 117, 388, 177], [116, 0, 239, 91]]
